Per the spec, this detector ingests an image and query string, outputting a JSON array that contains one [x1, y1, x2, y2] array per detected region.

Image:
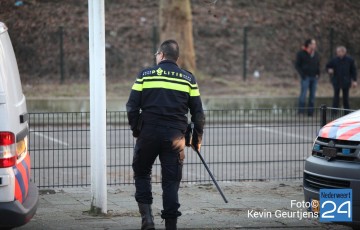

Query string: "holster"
[[132, 114, 143, 138], [185, 123, 193, 147], [136, 113, 143, 132]]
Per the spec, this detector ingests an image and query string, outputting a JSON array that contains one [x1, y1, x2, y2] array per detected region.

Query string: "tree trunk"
[[159, 0, 196, 72]]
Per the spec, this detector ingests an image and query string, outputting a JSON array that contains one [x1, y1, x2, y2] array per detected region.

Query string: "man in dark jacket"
[[326, 46, 357, 110], [295, 39, 320, 116], [126, 40, 205, 230]]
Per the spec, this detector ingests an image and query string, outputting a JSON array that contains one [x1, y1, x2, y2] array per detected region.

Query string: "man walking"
[[126, 40, 205, 230], [295, 39, 320, 116], [326, 46, 357, 110]]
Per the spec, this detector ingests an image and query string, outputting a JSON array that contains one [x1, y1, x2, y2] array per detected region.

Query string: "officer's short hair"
[[159, 40, 179, 62]]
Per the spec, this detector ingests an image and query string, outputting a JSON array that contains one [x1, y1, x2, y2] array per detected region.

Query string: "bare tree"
[[159, 0, 196, 72]]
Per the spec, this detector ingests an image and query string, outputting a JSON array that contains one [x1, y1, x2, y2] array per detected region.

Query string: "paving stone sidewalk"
[[16, 181, 352, 230]]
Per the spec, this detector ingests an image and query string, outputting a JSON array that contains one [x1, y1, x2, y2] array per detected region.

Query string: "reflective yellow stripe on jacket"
[[131, 76, 200, 96]]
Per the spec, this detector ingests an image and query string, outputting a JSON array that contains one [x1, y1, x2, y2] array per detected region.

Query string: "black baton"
[[189, 123, 228, 203]]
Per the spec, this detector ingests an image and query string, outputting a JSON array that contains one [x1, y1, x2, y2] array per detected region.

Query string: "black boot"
[[165, 218, 177, 230], [138, 203, 155, 230]]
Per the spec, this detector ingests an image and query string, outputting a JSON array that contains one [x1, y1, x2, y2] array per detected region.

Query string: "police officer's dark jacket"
[[126, 60, 205, 136]]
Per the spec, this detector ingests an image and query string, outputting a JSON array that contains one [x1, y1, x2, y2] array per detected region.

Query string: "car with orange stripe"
[[304, 110, 360, 224], [0, 22, 38, 228]]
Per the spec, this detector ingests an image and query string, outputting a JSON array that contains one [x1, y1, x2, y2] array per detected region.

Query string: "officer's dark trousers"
[[132, 124, 185, 219]]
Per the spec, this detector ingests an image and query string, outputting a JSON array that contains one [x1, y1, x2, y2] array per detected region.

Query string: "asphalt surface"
[[16, 181, 352, 230]]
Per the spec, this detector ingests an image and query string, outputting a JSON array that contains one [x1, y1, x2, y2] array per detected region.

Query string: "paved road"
[[15, 181, 352, 230]]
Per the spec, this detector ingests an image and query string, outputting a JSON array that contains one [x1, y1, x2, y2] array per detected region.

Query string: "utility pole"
[[88, 0, 107, 214]]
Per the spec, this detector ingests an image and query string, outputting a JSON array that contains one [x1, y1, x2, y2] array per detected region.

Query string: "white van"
[[0, 22, 38, 228]]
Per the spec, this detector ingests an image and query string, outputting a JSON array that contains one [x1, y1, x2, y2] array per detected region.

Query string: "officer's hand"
[[191, 143, 201, 152], [328, 68, 334, 74]]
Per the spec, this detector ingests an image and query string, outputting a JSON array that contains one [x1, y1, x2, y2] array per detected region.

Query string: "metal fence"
[[28, 107, 352, 188]]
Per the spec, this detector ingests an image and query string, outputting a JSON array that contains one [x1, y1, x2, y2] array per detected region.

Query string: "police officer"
[[126, 40, 205, 230]]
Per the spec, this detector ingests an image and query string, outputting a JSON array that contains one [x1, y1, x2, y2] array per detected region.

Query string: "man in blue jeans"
[[295, 39, 320, 116]]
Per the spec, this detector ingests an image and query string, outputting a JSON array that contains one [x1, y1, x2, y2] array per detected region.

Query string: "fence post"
[[329, 27, 334, 60], [59, 26, 65, 84], [320, 104, 327, 127], [243, 26, 248, 81], [152, 25, 158, 66]]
